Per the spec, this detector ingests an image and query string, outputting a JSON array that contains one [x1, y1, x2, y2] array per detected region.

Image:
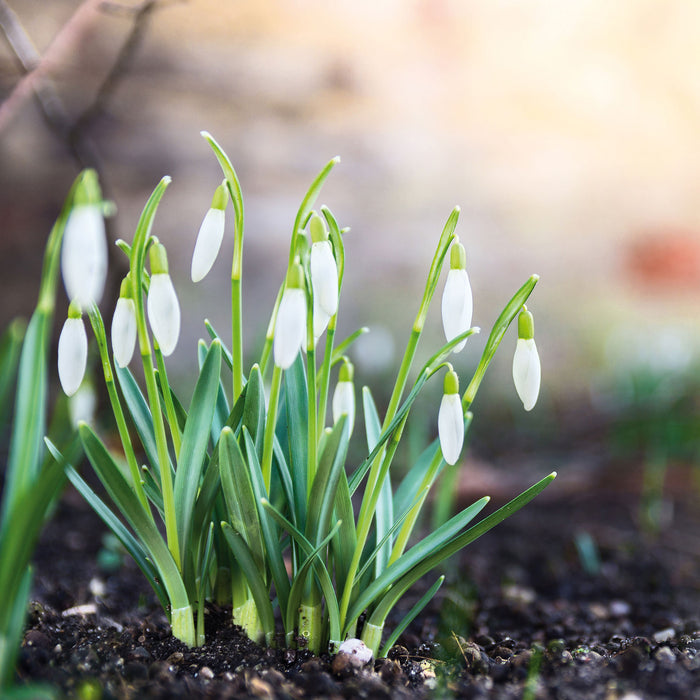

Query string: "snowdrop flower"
[[274, 261, 307, 369], [512, 306, 541, 411], [441, 238, 473, 353], [332, 360, 355, 435], [438, 368, 464, 465], [61, 170, 107, 311], [309, 213, 339, 318], [191, 181, 228, 283], [147, 243, 180, 356], [111, 275, 137, 368], [58, 302, 88, 397]]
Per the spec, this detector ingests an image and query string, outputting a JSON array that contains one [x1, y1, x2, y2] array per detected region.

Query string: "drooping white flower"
[[274, 262, 307, 369], [441, 238, 473, 353], [147, 243, 180, 356], [438, 369, 464, 465], [61, 204, 107, 311], [191, 182, 228, 283], [512, 306, 541, 411], [58, 306, 88, 397], [111, 278, 137, 368], [309, 213, 339, 317], [313, 293, 331, 341], [332, 361, 355, 435]]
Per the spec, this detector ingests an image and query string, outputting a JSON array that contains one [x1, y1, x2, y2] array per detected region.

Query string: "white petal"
[[274, 288, 307, 369], [310, 241, 339, 316], [512, 338, 541, 411], [438, 393, 464, 465], [313, 294, 331, 340], [191, 208, 225, 282], [441, 269, 473, 353], [332, 381, 355, 435], [61, 205, 107, 310], [58, 317, 88, 396], [111, 297, 137, 368], [147, 274, 180, 356]]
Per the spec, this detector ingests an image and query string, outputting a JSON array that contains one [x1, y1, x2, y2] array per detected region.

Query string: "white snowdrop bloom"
[[512, 307, 541, 412], [147, 273, 180, 356], [309, 213, 338, 317], [310, 240, 338, 316], [313, 293, 331, 340], [61, 204, 107, 310], [438, 370, 464, 465], [147, 242, 180, 356], [58, 311, 88, 397], [111, 295, 137, 368], [191, 183, 228, 283], [441, 239, 472, 353], [332, 362, 355, 435], [274, 263, 307, 369]]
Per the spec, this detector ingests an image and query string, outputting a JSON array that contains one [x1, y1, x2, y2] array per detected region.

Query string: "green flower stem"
[[306, 343, 318, 498], [128, 177, 180, 568], [88, 308, 151, 515], [316, 315, 337, 436], [155, 344, 182, 457], [232, 595, 263, 645], [231, 271, 243, 403], [261, 365, 283, 491], [259, 282, 284, 378]]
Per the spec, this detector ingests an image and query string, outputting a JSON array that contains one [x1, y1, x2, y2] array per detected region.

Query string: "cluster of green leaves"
[[52, 136, 555, 656], [0, 175, 89, 698]]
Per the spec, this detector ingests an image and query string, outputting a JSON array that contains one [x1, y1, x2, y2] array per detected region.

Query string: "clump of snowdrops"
[[50, 133, 555, 656]]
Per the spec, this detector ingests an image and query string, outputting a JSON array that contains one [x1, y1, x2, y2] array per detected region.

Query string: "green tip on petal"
[[517, 306, 535, 340], [287, 260, 305, 290], [310, 213, 328, 243], [211, 181, 229, 211], [339, 360, 354, 382], [449, 239, 466, 270], [149, 242, 170, 275], [73, 169, 102, 206], [119, 274, 134, 299], [67, 300, 83, 319], [443, 368, 460, 395]]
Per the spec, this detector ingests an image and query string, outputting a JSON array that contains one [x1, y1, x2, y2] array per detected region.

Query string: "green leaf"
[[378, 575, 444, 657], [198, 339, 229, 445], [281, 353, 308, 525], [200, 132, 244, 232], [115, 365, 166, 480], [330, 467, 356, 591], [241, 428, 291, 620], [219, 427, 266, 573], [0, 567, 32, 690], [174, 340, 222, 568], [305, 416, 350, 546], [344, 496, 490, 633], [77, 424, 190, 616], [241, 365, 265, 457], [0, 318, 25, 430], [220, 522, 275, 643], [204, 320, 234, 370]]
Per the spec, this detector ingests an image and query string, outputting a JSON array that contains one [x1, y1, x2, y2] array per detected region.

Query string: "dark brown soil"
[[16, 463, 700, 699]]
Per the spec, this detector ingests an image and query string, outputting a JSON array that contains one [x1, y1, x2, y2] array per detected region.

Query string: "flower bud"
[[438, 369, 464, 465], [111, 276, 137, 368], [191, 182, 228, 283], [441, 238, 473, 353], [309, 214, 339, 317], [332, 361, 355, 434], [61, 171, 107, 310], [512, 306, 540, 411], [147, 243, 180, 356], [274, 262, 307, 369], [58, 303, 88, 397]]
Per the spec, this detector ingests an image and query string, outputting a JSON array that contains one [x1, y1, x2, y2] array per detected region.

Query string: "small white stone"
[[338, 638, 373, 667], [653, 628, 676, 644], [88, 577, 106, 597]]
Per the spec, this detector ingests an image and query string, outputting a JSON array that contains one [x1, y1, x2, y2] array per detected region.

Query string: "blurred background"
[[2, 0, 700, 519]]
